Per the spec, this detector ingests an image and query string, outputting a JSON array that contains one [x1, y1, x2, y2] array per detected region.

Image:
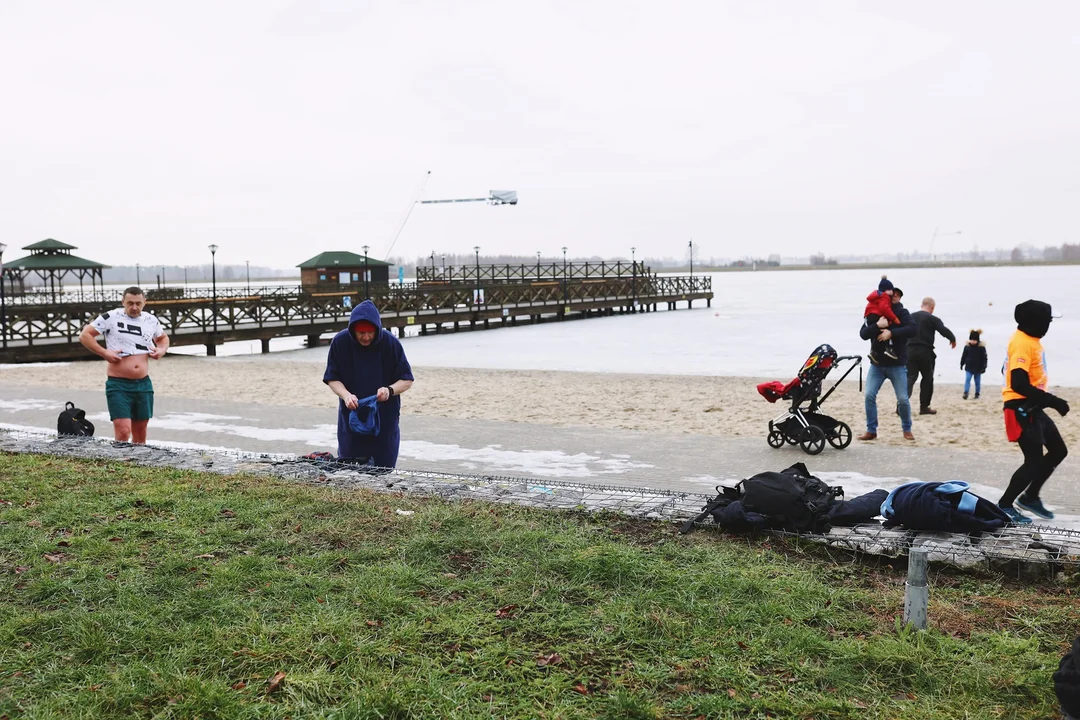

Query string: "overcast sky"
[[3, 1, 1079, 269]]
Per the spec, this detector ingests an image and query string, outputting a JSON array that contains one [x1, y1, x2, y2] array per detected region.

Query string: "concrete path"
[[3, 382, 1078, 517]]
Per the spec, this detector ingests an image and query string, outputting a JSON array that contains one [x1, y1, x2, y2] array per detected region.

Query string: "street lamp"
[[631, 247, 637, 309], [536, 251, 541, 278], [473, 246, 482, 306], [561, 246, 568, 307], [688, 239, 694, 280], [245, 260, 250, 292], [429, 251, 436, 279], [208, 245, 218, 349], [929, 227, 962, 262], [362, 245, 370, 299], [161, 265, 166, 287], [0, 241, 7, 349], [135, 263, 141, 286]]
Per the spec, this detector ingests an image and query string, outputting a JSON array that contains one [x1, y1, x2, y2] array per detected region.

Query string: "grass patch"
[[0, 452, 1075, 719]]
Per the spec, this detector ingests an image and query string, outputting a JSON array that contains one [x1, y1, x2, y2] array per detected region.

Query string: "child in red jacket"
[[864, 276, 899, 364]]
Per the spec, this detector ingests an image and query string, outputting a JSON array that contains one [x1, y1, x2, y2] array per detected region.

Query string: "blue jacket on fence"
[[323, 301, 414, 467], [881, 481, 1007, 533]]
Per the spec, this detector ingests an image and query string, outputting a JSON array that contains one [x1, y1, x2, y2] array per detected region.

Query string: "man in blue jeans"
[[858, 287, 918, 441]]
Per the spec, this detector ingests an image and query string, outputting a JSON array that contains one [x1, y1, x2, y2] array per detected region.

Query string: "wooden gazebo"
[[1, 239, 110, 298]]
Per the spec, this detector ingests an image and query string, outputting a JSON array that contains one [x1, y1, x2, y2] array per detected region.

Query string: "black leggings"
[[999, 408, 1069, 507]]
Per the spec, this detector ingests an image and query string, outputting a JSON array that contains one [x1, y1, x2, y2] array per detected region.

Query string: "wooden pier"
[[0, 263, 712, 363]]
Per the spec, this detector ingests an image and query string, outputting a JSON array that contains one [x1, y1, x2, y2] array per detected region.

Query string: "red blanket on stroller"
[[757, 378, 801, 403]]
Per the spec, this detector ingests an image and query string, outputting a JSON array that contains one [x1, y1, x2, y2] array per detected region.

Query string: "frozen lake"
[[175, 265, 1080, 386]]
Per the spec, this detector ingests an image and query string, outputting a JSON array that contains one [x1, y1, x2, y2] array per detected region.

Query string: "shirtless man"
[[79, 286, 169, 443]]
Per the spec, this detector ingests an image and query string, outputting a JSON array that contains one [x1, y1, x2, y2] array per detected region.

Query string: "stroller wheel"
[[767, 430, 785, 449], [800, 425, 826, 455], [828, 421, 853, 450]]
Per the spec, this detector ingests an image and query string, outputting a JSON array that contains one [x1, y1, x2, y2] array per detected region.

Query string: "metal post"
[[208, 244, 218, 354], [536, 251, 541, 279], [184, 267, 188, 288], [689, 239, 693, 281], [135, 263, 141, 286], [246, 260, 250, 292], [430, 251, 435, 278], [0, 242, 7, 349], [903, 549, 928, 630], [362, 245, 370, 300], [631, 246, 637, 310], [162, 266, 166, 286]]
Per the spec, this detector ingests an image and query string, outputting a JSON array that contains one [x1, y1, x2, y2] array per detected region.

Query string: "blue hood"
[[348, 300, 384, 344]]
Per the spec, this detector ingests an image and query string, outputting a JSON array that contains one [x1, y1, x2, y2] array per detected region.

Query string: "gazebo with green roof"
[[1, 239, 110, 299], [297, 250, 393, 291]]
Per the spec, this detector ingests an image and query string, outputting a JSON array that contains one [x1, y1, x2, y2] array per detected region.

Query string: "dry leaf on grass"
[[536, 653, 563, 667], [266, 671, 286, 694]]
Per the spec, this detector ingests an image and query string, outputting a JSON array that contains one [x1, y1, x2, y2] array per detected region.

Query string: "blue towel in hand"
[[348, 395, 380, 436]]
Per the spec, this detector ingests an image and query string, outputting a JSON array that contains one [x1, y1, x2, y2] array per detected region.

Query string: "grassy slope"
[[0, 453, 1075, 719]]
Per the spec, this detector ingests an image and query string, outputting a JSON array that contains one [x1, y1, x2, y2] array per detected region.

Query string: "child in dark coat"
[[864, 276, 899, 364], [960, 329, 988, 399]]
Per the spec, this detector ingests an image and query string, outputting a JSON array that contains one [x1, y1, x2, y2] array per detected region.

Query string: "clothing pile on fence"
[[682, 463, 1009, 535]]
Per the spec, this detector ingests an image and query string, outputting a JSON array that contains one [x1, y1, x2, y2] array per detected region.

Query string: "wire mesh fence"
[[3, 428, 1079, 571]]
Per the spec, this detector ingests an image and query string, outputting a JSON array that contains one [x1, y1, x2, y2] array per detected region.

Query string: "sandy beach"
[[2, 354, 1077, 454]]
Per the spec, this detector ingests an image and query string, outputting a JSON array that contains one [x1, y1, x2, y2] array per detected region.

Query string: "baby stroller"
[[756, 344, 862, 456]]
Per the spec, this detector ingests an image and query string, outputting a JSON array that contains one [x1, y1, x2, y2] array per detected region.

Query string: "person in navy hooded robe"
[[323, 300, 414, 466]]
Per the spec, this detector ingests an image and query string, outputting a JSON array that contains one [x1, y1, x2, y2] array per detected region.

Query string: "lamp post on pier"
[[631, 247, 637, 310], [135, 263, 141, 286], [362, 245, 370, 299], [561, 246, 568, 308], [246, 260, 250, 292], [473, 246, 481, 307], [208, 244, 219, 356]]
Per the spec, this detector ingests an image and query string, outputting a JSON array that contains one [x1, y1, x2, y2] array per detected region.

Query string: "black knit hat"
[[878, 276, 894, 293]]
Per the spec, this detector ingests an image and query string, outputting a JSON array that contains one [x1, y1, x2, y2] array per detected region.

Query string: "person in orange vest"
[[997, 300, 1070, 524]]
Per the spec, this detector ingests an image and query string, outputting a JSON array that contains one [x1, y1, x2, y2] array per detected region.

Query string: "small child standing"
[[864, 276, 899, 364], [960, 329, 988, 399]]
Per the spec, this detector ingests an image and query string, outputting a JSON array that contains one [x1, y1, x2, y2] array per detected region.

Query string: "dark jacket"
[[323, 300, 414, 465], [908, 310, 956, 355], [859, 302, 917, 365], [881, 481, 1007, 533], [960, 343, 988, 374]]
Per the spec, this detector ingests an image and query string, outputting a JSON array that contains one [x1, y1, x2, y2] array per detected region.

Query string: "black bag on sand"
[[57, 402, 95, 437], [681, 463, 842, 534]]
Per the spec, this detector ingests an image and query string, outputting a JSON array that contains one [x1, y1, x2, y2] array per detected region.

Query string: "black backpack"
[[57, 402, 95, 437], [681, 463, 842, 533], [738, 463, 842, 532]]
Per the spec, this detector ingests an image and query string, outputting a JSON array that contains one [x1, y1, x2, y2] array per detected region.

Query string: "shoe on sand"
[[857, 432, 877, 441], [903, 431, 915, 441]]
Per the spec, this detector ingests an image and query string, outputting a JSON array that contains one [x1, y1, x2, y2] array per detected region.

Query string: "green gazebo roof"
[[3, 239, 109, 271], [23, 238, 78, 251], [297, 251, 393, 269], [4, 254, 109, 270]]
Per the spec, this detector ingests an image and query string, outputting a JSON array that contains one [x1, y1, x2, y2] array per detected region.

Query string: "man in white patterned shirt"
[[79, 286, 169, 443]]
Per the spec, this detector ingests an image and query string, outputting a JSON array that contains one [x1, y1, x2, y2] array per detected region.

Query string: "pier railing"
[[0, 275, 712, 360]]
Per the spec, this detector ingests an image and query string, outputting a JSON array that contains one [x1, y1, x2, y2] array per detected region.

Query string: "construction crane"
[[419, 190, 518, 206], [382, 172, 518, 260]]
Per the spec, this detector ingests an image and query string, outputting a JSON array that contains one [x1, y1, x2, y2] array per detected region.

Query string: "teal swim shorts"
[[105, 376, 154, 421]]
